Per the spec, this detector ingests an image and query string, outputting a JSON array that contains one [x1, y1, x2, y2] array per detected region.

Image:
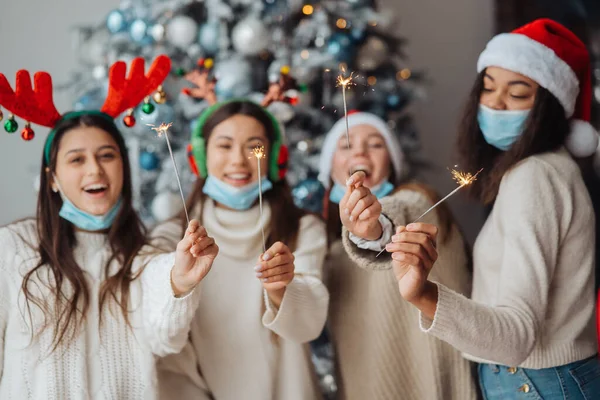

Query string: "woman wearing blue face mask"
[[343, 19, 600, 399], [319, 112, 478, 400], [153, 100, 329, 400], [0, 56, 219, 399]]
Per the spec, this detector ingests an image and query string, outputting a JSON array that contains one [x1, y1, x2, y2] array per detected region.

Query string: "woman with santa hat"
[[318, 112, 478, 399], [341, 18, 600, 399]]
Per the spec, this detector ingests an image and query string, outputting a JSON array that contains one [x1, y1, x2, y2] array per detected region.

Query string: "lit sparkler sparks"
[[336, 71, 356, 149], [375, 167, 483, 257]]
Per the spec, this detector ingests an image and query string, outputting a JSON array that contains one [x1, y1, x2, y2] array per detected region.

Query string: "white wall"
[[379, 0, 494, 242], [0, 0, 494, 242]]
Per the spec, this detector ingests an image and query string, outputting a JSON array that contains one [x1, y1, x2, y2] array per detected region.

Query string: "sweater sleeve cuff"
[[262, 275, 329, 342], [419, 282, 459, 339], [341, 214, 394, 271], [348, 214, 393, 252], [145, 253, 202, 328]]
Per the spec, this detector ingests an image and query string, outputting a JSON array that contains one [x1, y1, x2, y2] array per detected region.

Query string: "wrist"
[[266, 287, 286, 309], [410, 281, 438, 319], [170, 267, 192, 297], [363, 222, 383, 241]]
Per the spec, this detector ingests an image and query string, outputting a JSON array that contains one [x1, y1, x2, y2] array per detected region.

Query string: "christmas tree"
[[62, 0, 424, 227]]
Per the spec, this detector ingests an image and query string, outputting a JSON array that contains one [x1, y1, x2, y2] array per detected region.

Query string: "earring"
[[52, 186, 58, 193]]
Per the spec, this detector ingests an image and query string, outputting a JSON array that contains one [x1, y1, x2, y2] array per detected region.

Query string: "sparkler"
[[148, 122, 190, 224], [250, 146, 267, 253], [375, 167, 483, 257], [336, 70, 356, 149]]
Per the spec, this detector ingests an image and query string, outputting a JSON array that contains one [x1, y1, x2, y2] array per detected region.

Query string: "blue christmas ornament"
[[387, 94, 400, 107], [198, 20, 220, 55], [106, 10, 129, 34], [292, 178, 325, 213], [140, 151, 160, 171], [129, 19, 152, 44], [327, 33, 354, 63]]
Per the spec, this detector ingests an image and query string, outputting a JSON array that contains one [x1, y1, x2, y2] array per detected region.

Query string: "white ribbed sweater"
[[421, 149, 597, 368], [0, 219, 202, 400], [154, 200, 329, 400]]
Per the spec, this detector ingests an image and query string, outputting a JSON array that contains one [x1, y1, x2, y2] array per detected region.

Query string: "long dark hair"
[[456, 70, 571, 204], [25, 113, 147, 352], [185, 101, 307, 251]]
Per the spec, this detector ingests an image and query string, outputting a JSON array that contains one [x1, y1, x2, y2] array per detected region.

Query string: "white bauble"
[[152, 191, 183, 222], [166, 16, 199, 48], [231, 17, 270, 55]]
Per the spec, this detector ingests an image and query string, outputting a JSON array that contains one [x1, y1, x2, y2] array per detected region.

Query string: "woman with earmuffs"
[[154, 100, 329, 400]]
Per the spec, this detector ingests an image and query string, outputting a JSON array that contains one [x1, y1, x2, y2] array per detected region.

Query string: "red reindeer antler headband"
[[0, 55, 171, 162]]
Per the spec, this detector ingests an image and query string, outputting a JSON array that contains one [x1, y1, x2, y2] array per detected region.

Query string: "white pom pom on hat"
[[477, 18, 599, 158]]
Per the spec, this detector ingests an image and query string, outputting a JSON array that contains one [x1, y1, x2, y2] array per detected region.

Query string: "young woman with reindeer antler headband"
[[0, 55, 220, 399]]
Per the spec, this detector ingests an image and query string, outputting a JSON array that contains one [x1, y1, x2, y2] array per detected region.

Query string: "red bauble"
[[123, 115, 136, 127], [21, 126, 35, 141]]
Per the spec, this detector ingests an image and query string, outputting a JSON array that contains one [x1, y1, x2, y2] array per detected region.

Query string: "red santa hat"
[[477, 18, 598, 157]]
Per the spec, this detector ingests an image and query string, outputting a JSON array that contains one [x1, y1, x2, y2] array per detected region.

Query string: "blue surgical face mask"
[[477, 104, 531, 151], [329, 180, 394, 204], [53, 175, 122, 231], [203, 175, 273, 210], [60, 197, 123, 232]]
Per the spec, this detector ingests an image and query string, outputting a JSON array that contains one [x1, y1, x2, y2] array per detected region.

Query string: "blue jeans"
[[478, 356, 600, 399]]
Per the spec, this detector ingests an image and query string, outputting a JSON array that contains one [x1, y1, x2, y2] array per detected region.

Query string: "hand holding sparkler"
[[388, 223, 439, 314], [254, 241, 296, 308], [374, 167, 483, 257], [171, 219, 219, 297], [148, 122, 190, 224], [339, 171, 384, 241]]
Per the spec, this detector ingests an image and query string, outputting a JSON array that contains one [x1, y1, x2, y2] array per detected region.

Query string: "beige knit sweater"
[[154, 200, 329, 400], [419, 149, 597, 369], [329, 189, 479, 400]]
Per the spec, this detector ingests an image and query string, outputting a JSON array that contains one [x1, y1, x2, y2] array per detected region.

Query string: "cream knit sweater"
[[420, 149, 597, 368], [154, 200, 329, 400], [332, 188, 479, 400], [0, 219, 202, 400]]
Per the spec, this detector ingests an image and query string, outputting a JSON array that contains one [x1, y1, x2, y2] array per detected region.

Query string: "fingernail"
[[262, 253, 271, 261], [254, 265, 261, 271], [256, 272, 263, 278], [392, 253, 404, 261], [344, 208, 350, 215], [391, 235, 399, 242], [349, 215, 354, 222], [346, 177, 354, 185], [407, 224, 416, 230], [262, 278, 269, 282]]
